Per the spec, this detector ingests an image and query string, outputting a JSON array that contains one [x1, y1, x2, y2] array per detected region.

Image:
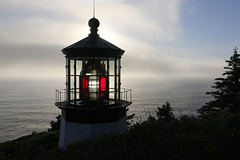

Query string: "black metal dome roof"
[[62, 18, 125, 58]]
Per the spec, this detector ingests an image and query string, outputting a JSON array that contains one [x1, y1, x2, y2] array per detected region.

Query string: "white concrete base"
[[59, 116, 127, 148]]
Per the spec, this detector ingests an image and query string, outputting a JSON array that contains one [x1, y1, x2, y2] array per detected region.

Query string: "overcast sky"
[[1, 0, 240, 90]]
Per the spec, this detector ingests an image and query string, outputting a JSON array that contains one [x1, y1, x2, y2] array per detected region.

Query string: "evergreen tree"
[[157, 102, 175, 121], [198, 47, 240, 115]]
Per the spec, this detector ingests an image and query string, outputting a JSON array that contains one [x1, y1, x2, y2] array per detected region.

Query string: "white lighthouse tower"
[[55, 17, 132, 148]]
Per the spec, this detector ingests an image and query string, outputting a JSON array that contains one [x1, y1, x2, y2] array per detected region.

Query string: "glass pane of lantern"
[[70, 76, 74, 90], [74, 60, 81, 101], [76, 76, 80, 99], [89, 75, 99, 100], [79, 76, 88, 102], [109, 88, 114, 101], [116, 58, 120, 76], [70, 76, 75, 102], [102, 60, 107, 74], [76, 60, 82, 76], [109, 76, 114, 90], [109, 76, 115, 100], [109, 59, 115, 75], [70, 59, 74, 76], [116, 75, 119, 102]]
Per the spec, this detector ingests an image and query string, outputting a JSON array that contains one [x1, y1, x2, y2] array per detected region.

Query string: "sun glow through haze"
[[0, 0, 240, 90]]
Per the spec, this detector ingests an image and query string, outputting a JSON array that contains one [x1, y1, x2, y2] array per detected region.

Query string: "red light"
[[100, 77, 106, 91], [80, 77, 88, 99], [82, 77, 88, 88], [100, 77, 106, 99]]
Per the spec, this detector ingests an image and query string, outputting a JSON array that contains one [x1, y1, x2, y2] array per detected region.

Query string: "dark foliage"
[[126, 107, 135, 127], [0, 131, 59, 160], [2, 103, 240, 160], [48, 115, 61, 132], [198, 47, 240, 116], [156, 102, 175, 121]]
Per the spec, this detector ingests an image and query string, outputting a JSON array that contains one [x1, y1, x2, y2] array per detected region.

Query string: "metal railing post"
[[130, 89, 132, 102], [64, 89, 66, 102], [126, 89, 127, 102], [60, 91, 61, 107]]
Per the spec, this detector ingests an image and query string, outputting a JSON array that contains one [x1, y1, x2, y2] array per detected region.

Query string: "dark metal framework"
[[65, 56, 121, 107]]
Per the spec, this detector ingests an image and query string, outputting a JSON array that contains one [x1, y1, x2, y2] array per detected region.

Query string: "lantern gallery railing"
[[121, 88, 132, 106], [55, 89, 66, 107], [55, 88, 132, 109]]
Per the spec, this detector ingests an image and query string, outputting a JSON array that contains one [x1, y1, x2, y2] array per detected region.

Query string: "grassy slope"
[[1, 113, 240, 160]]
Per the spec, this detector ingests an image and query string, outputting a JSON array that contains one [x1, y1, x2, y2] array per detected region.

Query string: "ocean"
[[0, 79, 212, 143]]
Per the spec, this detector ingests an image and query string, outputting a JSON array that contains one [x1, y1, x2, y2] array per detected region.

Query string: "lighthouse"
[[55, 17, 132, 148]]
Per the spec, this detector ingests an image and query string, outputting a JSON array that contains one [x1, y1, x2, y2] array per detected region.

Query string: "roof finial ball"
[[88, 17, 100, 36]]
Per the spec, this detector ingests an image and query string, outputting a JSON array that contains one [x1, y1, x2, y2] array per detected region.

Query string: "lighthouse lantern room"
[[55, 18, 132, 148]]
